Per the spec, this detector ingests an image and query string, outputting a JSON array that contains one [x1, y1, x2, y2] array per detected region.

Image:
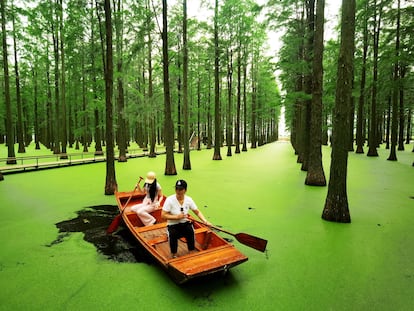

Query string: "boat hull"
[[115, 191, 248, 284]]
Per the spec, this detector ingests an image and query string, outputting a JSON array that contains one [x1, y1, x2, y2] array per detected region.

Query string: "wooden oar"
[[107, 178, 143, 234], [190, 217, 268, 252]]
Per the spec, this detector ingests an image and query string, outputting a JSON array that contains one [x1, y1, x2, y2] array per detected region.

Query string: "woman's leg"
[[136, 204, 156, 226]]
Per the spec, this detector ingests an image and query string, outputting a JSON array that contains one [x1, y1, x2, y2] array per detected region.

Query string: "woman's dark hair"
[[148, 179, 157, 201]]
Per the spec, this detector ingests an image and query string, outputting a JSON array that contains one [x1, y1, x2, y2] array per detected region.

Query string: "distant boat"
[[113, 190, 248, 284]]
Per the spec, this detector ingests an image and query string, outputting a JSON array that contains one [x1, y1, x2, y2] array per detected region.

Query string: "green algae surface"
[[0, 142, 413, 310]]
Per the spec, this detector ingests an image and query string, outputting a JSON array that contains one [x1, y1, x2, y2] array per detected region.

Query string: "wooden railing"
[[0, 148, 167, 175]]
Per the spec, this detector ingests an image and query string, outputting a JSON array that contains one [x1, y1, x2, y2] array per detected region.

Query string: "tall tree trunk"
[[115, 0, 127, 162], [406, 105, 412, 145], [147, 0, 156, 158], [162, 0, 177, 174], [104, 0, 117, 195], [355, 0, 368, 154], [12, 5, 25, 154], [226, 48, 233, 157], [250, 56, 257, 149], [301, 0, 315, 171], [59, 0, 67, 159], [387, 0, 400, 161], [82, 52, 89, 153], [182, 0, 191, 169], [90, 1, 103, 156], [46, 63, 53, 149], [367, 0, 381, 157], [1, 0, 16, 164], [52, 1, 61, 155], [293, 17, 305, 158], [235, 46, 241, 154], [397, 66, 406, 151], [176, 52, 182, 153], [322, 0, 355, 223], [33, 67, 40, 149], [385, 95, 391, 149], [305, 0, 326, 186], [197, 71, 201, 151], [212, 0, 222, 160], [242, 47, 248, 152]]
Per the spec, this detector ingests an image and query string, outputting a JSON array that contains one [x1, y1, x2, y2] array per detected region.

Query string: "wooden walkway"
[[0, 149, 165, 175]]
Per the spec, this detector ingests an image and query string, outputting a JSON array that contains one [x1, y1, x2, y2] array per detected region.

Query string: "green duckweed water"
[[0, 141, 413, 310]]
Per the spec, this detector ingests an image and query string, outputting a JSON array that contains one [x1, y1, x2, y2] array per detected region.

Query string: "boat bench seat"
[[194, 227, 210, 234], [148, 234, 168, 245]]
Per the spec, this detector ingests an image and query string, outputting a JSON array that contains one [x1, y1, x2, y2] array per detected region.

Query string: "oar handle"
[[189, 216, 235, 237]]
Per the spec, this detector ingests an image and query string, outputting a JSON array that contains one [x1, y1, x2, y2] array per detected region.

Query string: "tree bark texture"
[[104, 0, 118, 195], [305, 0, 326, 186], [322, 0, 355, 223], [162, 0, 177, 174], [212, 0, 222, 160]]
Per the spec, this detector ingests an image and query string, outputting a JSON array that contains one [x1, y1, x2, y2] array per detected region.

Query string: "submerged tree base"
[[305, 172, 326, 186], [322, 198, 351, 223]]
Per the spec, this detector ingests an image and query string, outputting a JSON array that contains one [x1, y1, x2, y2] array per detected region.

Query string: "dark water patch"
[[46, 205, 154, 264]]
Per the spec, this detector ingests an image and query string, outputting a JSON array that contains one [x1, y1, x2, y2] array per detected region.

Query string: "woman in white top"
[[131, 171, 163, 226]]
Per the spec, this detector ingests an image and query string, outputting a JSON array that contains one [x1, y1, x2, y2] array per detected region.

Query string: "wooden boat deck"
[[116, 191, 248, 284]]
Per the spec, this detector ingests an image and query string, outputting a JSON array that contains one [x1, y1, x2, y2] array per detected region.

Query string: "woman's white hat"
[[145, 171, 156, 184]]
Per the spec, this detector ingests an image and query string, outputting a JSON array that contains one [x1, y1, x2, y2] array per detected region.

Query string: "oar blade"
[[235, 233, 268, 252], [106, 214, 122, 234]]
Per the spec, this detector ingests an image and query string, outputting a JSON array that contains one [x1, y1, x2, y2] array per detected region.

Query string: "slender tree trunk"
[[355, 1, 368, 154], [242, 48, 248, 152], [147, 1, 156, 158], [82, 52, 89, 153], [213, 0, 222, 160], [251, 57, 257, 149], [367, 0, 381, 157], [162, 0, 177, 174], [301, 0, 315, 171], [104, 0, 117, 195], [305, 0, 326, 186], [235, 47, 241, 154], [182, 0, 191, 169], [385, 96, 391, 149], [12, 6, 25, 154], [52, 2, 61, 155], [176, 53, 182, 153], [115, 0, 127, 162], [406, 106, 412, 145], [322, 0, 355, 223], [90, 1, 103, 155], [397, 66, 406, 151], [33, 67, 40, 149], [207, 69, 212, 149], [46, 64, 53, 149], [387, 0, 401, 161], [59, 0, 67, 159], [226, 48, 233, 157], [1, 0, 16, 164], [293, 18, 305, 158], [196, 59, 203, 151]]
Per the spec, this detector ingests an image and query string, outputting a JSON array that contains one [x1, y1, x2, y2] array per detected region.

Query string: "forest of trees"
[[0, 0, 280, 165], [273, 0, 413, 159], [269, 0, 413, 221], [1, 0, 413, 219]]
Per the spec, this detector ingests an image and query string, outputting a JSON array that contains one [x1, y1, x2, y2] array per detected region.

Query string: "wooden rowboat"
[[114, 190, 249, 284]]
